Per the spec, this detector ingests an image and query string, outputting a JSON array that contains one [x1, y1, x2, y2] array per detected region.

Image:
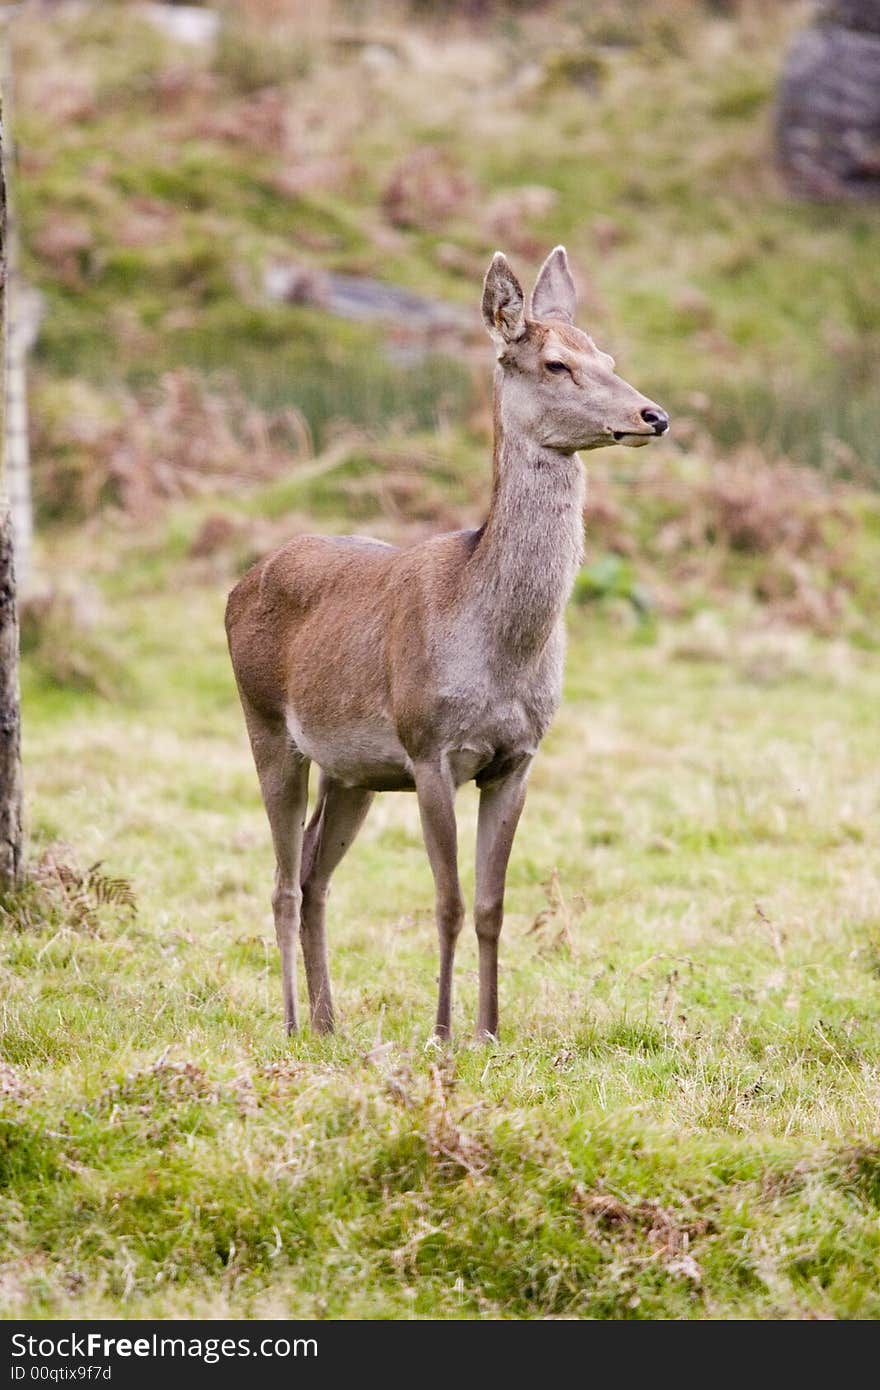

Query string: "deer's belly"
[[285, 706, 416, 790], [285, 696, 541, 792]]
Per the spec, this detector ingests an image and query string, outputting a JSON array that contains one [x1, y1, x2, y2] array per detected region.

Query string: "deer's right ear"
[[530, 245, 576, 324], [482, 252, 526, 351]]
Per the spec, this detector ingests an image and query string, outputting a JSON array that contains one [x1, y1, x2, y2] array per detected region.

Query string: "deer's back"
[[225, 529, 479, 724]]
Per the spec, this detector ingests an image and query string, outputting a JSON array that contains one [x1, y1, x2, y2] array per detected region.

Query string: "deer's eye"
[[545, 360, 571, 375]]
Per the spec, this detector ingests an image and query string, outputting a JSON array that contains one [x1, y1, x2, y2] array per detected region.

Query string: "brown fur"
[[226, 247, 668, 1038]]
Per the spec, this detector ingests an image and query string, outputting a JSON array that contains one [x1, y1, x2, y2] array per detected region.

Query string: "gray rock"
[[264, 261, 473, 346], [777, 3, 880, 199]]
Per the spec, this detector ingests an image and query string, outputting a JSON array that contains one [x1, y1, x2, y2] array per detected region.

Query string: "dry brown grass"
[[32, 370, 312, 522], [574, 1185, 710, 1286], [381, 147, 477, 231], [193, 88, 294, 153], [585, 443, 869, 632]]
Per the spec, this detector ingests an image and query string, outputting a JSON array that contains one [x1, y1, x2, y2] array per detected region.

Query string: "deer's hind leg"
[[300, 772, 374, 1033], [243, 704, 310, 1034]]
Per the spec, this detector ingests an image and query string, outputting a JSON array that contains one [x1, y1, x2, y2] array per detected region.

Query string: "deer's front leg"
[[414, 759, 464, 1039], [474, 760, 531, 1040]]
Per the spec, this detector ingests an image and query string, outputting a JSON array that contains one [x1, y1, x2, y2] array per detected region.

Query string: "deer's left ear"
[[530, 245, 577, 324]]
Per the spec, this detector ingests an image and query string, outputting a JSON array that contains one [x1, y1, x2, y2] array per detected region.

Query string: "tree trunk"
[[0, 84, 24, 890], [0, 35, 33, 592], [0, 507, 22, 889]]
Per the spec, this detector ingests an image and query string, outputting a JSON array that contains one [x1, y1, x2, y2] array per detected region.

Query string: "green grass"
[[3, 532, 880, 1317], [4, 0, 880, 1320]]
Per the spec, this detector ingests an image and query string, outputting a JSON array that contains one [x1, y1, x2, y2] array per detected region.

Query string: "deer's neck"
[[464, 413, 585, 658]]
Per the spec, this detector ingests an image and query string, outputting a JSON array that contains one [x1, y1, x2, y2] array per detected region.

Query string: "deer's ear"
[[482, 252, 526, 350], [530, 245, 576, 324]]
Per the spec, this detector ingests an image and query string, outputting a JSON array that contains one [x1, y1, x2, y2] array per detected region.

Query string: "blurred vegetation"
[[9, 0, 880, 642], [13, 0, 880, 483], [4, 0, 880, 1322]]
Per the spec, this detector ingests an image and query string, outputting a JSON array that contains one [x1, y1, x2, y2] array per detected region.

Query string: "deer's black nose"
[[641, 407, 669, 435]]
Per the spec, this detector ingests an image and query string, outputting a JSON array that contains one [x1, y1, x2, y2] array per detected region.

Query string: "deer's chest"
[[436, 626, 565, 785]]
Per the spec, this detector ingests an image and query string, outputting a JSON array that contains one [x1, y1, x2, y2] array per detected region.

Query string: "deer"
[[225, 247, 668, 1041]]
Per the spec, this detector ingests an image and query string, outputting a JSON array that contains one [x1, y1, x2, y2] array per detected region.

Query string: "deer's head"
[[482, 246, 669, 453]]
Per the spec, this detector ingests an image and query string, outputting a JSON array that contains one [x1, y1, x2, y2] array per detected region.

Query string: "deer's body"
[[229, 444, 582, 792], [226, 248, 667, 1039]]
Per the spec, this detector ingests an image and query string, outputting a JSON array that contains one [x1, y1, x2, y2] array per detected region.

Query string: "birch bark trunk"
[[0, 83, 24, 890]]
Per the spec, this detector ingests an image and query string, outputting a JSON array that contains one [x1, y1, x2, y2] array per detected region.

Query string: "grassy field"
[[3, 0, 880, 1321], [3, 515, 880, 1319]]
